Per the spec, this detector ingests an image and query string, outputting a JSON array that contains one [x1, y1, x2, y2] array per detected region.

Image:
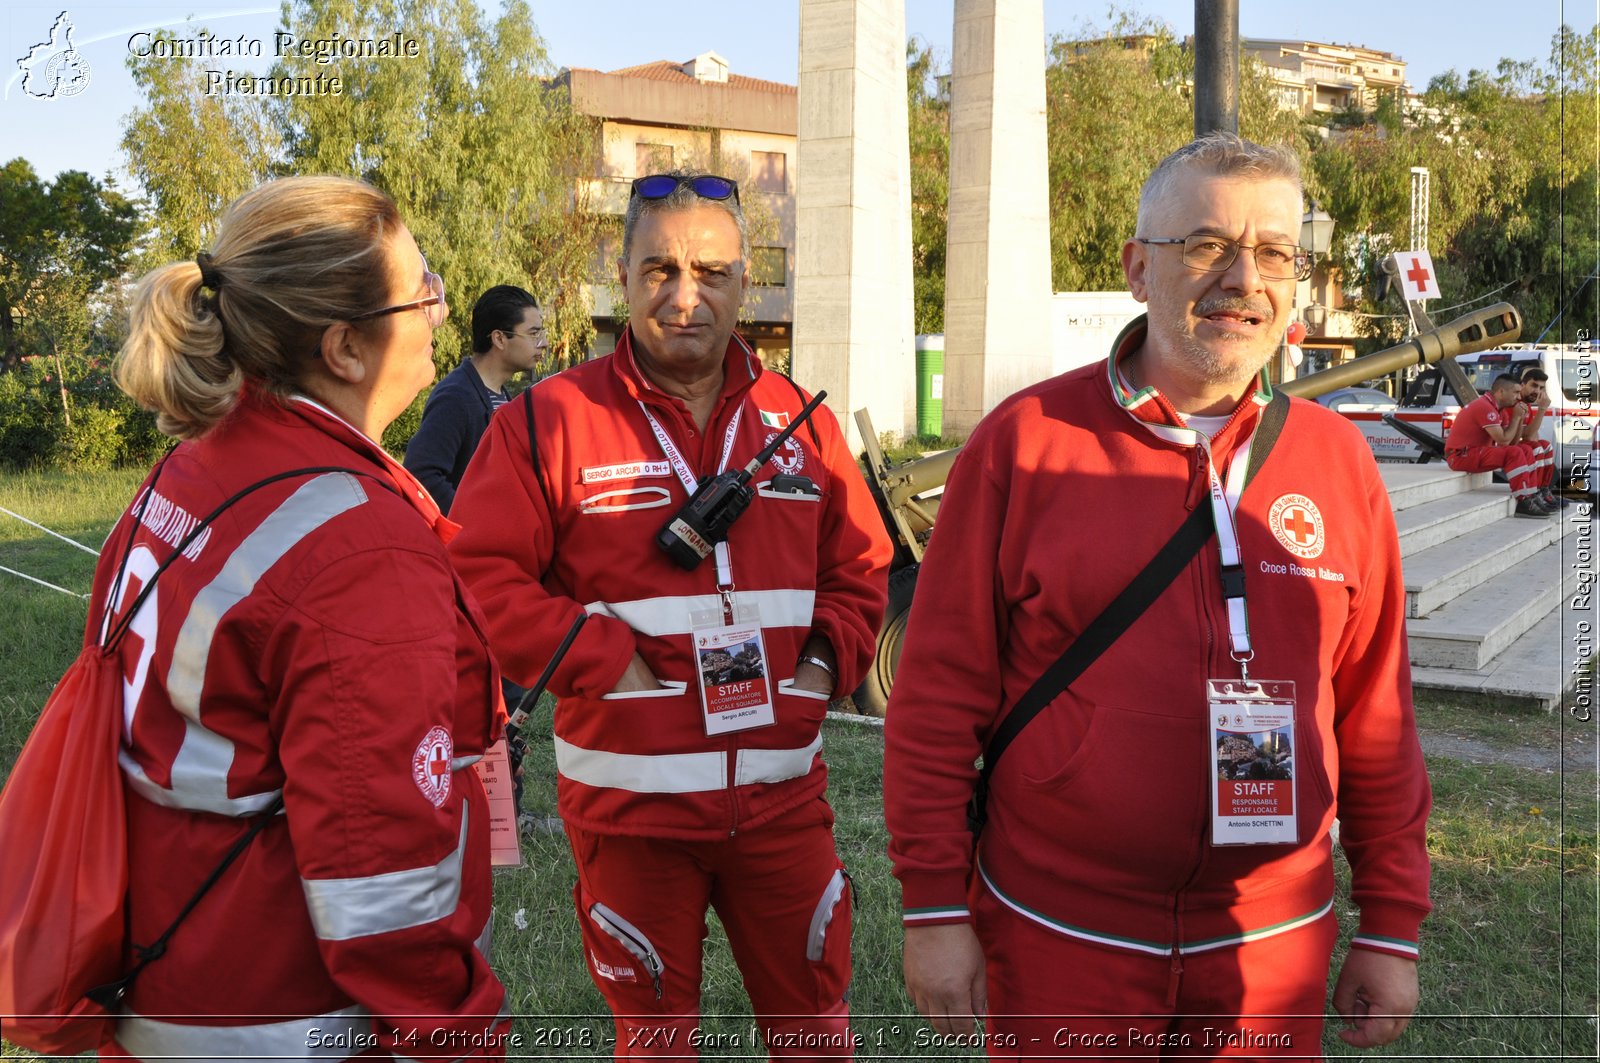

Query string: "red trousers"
[[1446, 443, 1544, 499], [973, 885, 1337, 1061], [1528, 439, 1555, 490], [565, 798, 854, 1060]]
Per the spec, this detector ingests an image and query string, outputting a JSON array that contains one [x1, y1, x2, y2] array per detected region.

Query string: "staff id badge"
[[691, 602, 776, 736], [1209, 678, 1298, 846]]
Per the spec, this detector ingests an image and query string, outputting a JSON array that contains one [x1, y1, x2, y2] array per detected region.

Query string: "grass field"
[[2, 468, 1597, 1060]]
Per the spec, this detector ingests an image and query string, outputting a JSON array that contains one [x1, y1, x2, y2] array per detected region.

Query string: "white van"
[[1451, 345, 1595, 488]]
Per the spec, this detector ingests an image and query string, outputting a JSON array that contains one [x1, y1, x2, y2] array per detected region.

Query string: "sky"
[[1, 0, 1596, 193]]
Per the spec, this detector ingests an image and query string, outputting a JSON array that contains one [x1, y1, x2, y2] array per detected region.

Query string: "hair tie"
[[195, 252, 223, 291]]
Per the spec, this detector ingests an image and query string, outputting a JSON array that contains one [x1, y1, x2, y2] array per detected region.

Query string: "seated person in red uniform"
[[1445, 373, 1548, 517], [1512, 367, 1564, 508]]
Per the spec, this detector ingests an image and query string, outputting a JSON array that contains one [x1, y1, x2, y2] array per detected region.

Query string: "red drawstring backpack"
[[0, 465, 363, 1052]]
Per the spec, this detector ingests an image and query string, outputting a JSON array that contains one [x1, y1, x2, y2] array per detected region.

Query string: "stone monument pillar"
[[942, 0, 1054, 435], [793, 0, 916, 444]]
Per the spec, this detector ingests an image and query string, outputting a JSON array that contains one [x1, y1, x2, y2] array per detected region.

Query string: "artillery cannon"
[[848, 302, 1523, 715]]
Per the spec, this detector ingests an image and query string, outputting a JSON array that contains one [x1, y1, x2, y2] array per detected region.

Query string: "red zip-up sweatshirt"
[[885, 318, 1431, 962], [448, 331, 891, 841], [93, 389, 508, 1059]]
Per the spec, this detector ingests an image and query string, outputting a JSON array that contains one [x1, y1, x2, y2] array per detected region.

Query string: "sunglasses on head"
[[630, 174, 740, 206]]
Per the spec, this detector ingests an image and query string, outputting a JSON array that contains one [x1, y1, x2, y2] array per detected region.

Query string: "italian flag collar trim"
[[1105, 314, 1274, 448]]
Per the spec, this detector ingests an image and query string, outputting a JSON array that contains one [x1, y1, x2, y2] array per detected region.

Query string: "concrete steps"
[[1401, 513, 1564, 618], [1381, 463, 1593, 710], [1393, 488, 1513, 557]]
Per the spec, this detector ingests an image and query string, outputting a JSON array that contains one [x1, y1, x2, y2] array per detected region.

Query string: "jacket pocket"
[[805, 865, 852, 1007], [777, 677, 832, 702], [599, 680, 689, 702], [588, 901, 666, 1001], [1014, 692, 1107, 793], [579, 486, 673, 514]]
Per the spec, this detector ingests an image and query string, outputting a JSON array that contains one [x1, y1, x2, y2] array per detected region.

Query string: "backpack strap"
[[522, 388, 555, 516]]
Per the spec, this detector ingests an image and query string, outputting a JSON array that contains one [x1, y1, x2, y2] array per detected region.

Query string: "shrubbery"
[[0, 355, 166, 472]]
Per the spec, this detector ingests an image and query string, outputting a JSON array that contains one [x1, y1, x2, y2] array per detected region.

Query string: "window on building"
[[751, 246, 787, 287], [636, 143, 674, 176], [751, 151, 787, 194]]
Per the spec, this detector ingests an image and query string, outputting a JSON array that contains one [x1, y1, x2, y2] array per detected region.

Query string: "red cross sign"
[[1283, 509, 1316, 545], [429, 744, 451, 780], [1397, 250, 1439, 302]]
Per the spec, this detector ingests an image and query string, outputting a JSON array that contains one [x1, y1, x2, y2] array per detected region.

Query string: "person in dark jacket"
[[404, 285, 544, 514], [406, 285, 544, 825]]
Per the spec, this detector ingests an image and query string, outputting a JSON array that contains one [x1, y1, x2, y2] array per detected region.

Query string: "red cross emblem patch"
[[412, 725, 454, 808], [1268, 493, 1325, 560]]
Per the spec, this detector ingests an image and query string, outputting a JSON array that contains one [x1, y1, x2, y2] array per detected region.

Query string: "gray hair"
[[1135, 132, 1302, 237], [621, 168, 749, 265]]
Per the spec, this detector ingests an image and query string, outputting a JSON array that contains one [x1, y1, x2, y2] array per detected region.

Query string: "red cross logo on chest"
[[1283, 508, 1316, 545], [1268, 493, 1325, 560]]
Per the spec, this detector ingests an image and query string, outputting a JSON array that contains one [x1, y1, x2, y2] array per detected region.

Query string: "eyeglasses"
[[1138, 234, 1312, 282], [630, 174, 740, 206], [350, 255, 448, 328], [501, 326, 546, 342]]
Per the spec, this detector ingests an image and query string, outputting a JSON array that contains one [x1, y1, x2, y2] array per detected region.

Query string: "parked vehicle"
[[1394, 344, 1597, 485]]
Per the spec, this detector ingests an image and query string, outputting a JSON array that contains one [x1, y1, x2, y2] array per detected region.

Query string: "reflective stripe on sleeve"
[[117, 1005, 371, 1058], [553, 735, 822, 793], [302, 808, 468, 942], [585, 588, 815, 637], [126, 472, 369, 816]]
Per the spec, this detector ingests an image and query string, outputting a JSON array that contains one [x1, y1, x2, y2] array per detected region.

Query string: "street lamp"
[[1301, 201, 1335, 256]]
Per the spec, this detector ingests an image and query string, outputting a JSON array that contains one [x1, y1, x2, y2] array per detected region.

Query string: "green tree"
[[121, 37, 281, 262], [1044, 13, 1303, 292], [907, 39, 949, 335], [120, 0, 611, 449], [1313, 26, 1597, 340], [0, 161, 141, 368], [272, 0, 608, 397]]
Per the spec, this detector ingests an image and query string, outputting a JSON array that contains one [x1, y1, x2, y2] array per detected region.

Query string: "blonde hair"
[[116, 176, 404, 439]]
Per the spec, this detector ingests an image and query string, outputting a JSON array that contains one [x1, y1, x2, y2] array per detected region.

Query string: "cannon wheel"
[[850, 563, 919, 718]]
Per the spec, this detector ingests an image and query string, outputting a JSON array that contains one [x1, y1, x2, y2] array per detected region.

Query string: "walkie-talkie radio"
[[655, 390, 828, 570]]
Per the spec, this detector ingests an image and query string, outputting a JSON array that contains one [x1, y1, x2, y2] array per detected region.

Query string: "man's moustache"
[[1193, 297, 1273, 319]]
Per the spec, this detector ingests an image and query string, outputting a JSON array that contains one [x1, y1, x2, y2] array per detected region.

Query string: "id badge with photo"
[[1208, 678, 1297, 846], [691, 602, 775, 736]]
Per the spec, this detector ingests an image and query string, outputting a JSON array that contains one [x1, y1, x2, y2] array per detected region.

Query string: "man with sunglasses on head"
[[449, 170, 891, 1059], [885, 133, 1431, 1058]]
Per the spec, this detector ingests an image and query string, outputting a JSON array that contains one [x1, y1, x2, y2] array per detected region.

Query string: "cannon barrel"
[[1278, 302, 1522, 400]]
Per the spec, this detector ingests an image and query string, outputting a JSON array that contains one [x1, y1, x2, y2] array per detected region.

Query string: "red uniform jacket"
[[92, 389, 508, 1059], [885, 318, 1431, 962], [448, 331, 891, 840]]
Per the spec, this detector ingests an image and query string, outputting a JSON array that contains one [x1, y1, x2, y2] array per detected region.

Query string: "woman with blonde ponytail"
[[84, 176, 512, 1059]]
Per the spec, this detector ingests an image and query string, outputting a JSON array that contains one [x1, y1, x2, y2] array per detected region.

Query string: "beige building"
[[554, 52, 798, 361], [1242, 39, 1408, 116]]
